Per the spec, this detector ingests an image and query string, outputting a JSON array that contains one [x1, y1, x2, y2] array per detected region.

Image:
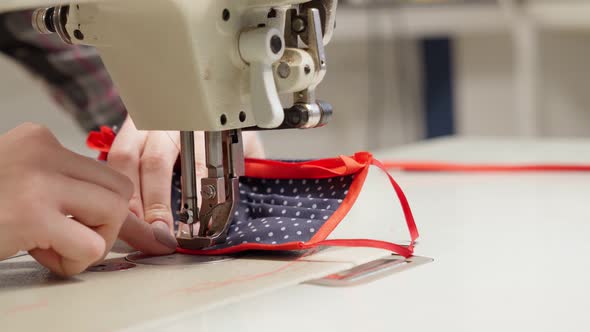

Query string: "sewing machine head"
[[31, 0, 338, 250]]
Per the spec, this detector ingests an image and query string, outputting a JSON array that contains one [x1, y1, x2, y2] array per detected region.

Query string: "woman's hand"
[[108, 116, 265, 255], [0, 123, 133, 276]]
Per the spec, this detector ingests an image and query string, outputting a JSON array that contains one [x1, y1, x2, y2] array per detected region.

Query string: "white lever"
[[239, 27, 285, 128]]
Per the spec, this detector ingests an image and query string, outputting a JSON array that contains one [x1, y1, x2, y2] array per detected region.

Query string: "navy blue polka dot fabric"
[[171, 172, 354, 250]]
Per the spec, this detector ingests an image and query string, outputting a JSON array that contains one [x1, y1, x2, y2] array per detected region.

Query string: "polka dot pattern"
[[170, 171, 354, 250]]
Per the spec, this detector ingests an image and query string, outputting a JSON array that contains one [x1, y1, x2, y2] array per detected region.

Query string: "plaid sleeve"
[[0, 10, 127, 132]]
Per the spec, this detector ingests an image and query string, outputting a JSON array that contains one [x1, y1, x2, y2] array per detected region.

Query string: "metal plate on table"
[[306, 255, 433, 287], [126, 252, 234, 266]]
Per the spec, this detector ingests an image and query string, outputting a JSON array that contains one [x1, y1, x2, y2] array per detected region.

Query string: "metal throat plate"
[[305, 255, 433, 287]]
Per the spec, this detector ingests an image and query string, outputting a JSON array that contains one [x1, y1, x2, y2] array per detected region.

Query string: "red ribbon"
[[86, 126, 115, 161]]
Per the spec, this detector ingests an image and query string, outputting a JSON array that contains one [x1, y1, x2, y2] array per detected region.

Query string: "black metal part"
[[222, 8, 230, 21], [285, 8, 299, 47], [73, 29, 84, 40], [55, 5, 71, 43], [44, 7, 56, 32], [292, 15, 307, 34], [284, 104, 310, 128], [270, 35, 283, 54], [243, 101, 333, 131], [267, 8, 277, 18]]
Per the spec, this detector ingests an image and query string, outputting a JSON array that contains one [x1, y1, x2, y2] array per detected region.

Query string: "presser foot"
[[176, 130, 244, 250], [177, 178, 240, 250]]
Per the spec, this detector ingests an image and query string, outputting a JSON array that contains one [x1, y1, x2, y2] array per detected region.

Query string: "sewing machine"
[[24, 0, 337, 249]]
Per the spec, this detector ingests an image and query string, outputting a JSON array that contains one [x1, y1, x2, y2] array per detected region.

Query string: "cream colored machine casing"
[[62, 0, 332, 131]]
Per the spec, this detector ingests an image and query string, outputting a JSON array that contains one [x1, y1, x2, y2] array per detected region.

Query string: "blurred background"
[[2, 0, 590, 159]]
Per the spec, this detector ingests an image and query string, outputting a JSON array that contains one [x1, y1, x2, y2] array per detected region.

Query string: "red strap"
[[383, 160, 590, 172], [373, 159, 419, 251], [86, 126, 115, 161], [306, 158, 419, 257], [245, 152, 373, 179]]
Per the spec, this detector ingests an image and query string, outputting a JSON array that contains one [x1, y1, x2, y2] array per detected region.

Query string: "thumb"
[[119, 212, 177, 256]]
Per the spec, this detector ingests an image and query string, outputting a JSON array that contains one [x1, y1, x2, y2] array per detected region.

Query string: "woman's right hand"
[[0, 123, 134, 276]]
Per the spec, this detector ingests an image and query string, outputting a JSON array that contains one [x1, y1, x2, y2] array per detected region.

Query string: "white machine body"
[[54, 0, 332, 131]]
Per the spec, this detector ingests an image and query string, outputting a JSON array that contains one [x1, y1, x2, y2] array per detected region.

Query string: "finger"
[[57, 176, 129, 226], [118, 212, 177, 256], [107, 117, 147, 219], [58, 150, 134, 200], [140, 131, 179, 229], [30, 215, 106, 276], [95, 222, 125, 262], [57, 177, 129, 257]]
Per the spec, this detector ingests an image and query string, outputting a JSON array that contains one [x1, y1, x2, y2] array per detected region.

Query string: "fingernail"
[[151, 221, 178, 250]]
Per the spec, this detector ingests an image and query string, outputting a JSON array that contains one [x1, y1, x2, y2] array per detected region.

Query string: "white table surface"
[[144, 137, 590, 332]]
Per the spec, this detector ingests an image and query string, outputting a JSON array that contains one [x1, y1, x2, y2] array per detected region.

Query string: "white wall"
[[455, 33, 519, 136], [539, 31, 590, 137], [455, 31, 590, 138]]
